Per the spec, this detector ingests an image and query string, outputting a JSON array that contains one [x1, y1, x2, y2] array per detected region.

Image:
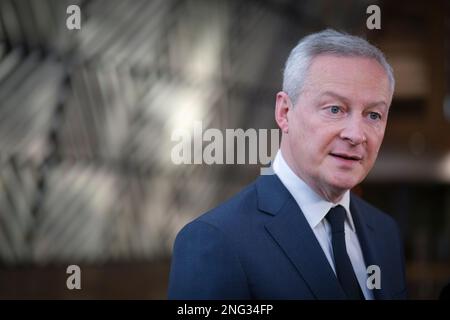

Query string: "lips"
[[329, 152, 363, 161]]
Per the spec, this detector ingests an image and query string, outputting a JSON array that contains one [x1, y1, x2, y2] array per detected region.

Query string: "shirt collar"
[[272, 150, 355, 232]]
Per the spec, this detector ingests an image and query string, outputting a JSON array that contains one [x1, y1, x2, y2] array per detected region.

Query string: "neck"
[[280, 144, 346, 204]]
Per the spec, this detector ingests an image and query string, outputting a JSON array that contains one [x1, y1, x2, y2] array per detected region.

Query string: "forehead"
[[302, 55, 391, 102]]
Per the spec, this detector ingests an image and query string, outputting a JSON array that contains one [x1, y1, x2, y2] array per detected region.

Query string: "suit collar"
[[272, 151, 355, 231], [256, 174, 290, 216], [257, 175, 347, 299], [256, 175, 392, 300], [350, 197, 391, 299]]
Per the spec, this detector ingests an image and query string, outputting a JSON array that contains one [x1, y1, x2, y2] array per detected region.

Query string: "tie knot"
[[326, 205, 346, 234]]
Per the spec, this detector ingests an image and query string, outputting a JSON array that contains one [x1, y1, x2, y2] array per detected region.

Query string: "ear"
[[275, 91, 291, 134]]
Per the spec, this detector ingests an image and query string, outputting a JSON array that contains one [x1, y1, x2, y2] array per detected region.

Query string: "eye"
[[329, 105, 341, 114], [368, 112, 382, 120]]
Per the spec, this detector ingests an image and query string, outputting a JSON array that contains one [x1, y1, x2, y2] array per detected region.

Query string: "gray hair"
[[282, 29, 395, 105]]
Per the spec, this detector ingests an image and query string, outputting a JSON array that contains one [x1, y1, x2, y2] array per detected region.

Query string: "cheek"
[[291, 114, 337, 159], [298, 124, 320, 144]]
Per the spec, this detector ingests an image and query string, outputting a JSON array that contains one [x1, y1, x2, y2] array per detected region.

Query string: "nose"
[[340, 117, 366, 145]]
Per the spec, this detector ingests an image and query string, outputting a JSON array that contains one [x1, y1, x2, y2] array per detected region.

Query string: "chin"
[[328, 175, 361, 192]]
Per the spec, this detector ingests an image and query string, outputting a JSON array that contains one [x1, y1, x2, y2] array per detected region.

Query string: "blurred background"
[[0, 0, 449, 299]]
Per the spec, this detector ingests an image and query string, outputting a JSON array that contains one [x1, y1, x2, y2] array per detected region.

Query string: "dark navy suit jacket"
[[168, 174, 407, 299]]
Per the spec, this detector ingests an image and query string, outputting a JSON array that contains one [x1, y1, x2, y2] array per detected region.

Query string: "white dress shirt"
[[272, 150, 374, 299]]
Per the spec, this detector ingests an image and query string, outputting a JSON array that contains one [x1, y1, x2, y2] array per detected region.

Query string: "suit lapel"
[[350, 196, 390, 300], [257, 175, 346, 299]]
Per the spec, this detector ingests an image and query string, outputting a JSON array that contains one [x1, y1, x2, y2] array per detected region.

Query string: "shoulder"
[[174, 175, 282, 248], [189, 179, 260, 230]]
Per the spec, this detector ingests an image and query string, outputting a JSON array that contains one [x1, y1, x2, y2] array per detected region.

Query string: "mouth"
[[329, 152, 363, 162]]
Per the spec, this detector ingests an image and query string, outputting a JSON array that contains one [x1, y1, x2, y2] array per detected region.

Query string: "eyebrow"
[[319, 91, 388, 110]]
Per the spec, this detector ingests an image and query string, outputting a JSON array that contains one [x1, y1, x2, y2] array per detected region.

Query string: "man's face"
[[281, 55, 392, 201]]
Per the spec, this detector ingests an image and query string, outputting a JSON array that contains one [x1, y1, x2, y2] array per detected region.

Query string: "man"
[[168, 29, 407, 299]]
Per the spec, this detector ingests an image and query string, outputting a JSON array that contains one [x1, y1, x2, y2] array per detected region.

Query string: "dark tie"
[[326, 205, 364, 300]]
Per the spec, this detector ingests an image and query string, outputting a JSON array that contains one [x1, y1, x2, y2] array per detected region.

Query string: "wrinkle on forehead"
[[298, 55, 392, 107]]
